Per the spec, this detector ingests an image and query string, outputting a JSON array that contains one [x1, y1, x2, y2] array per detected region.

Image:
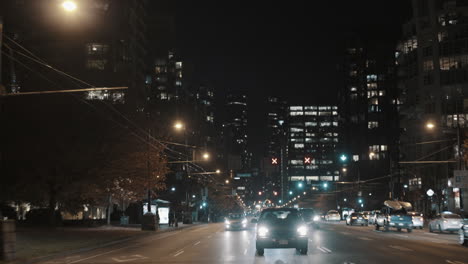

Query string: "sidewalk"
[[1, 222, 202, 264]]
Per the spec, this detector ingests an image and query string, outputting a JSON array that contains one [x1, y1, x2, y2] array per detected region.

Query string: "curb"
[[14, 223, 204, 264]]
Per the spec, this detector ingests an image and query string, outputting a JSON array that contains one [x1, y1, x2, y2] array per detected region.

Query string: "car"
[[459, 219, 468, 247], [252, 208, 308, 256], [346, 212, 369, 226], [224, 213, 248, 230], [341, 207, 355, 220], [325, 210, 341, 221], [368, 210, 381, 225], [375, 200, 413, 233], [428, 212, 463, 233], [407, 211, 424, 229], [300, 208, 320, 229], [361, 211, 371, 221]]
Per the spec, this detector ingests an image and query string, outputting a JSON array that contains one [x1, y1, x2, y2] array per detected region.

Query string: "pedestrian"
[[168, 210, 173, 227], [174, 212, 178, 227]]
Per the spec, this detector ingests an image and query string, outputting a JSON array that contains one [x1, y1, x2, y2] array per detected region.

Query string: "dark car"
[[346, 212, 368, 226], [224, 213, 248, 230], [252, 208, 309, 256]]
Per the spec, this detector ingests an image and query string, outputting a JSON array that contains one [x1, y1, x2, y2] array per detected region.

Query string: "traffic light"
[[304, 156, 312, 164], [339, 154, 348, 162], [271, 157, 279, 165]]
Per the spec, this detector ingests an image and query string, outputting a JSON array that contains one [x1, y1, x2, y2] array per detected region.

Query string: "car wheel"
[[300, 247, 308, 255], [375, 224, 380, 231], [438, 225, 443, 233], [384, 224, 389, 232], [429, 225, 433, 233], [420, 226, 423, 230], [397, 228, 402, 232], [256, 248, 264, 256], [407, 228, 412, 233], [459, 229, 467, 246]]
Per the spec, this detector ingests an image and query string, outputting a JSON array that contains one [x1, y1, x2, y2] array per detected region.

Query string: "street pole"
[[147, 127, 151, 214], [280, 146, 284, 203]]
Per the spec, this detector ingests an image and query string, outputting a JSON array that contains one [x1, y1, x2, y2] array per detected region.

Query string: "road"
[[38, 221, 468, 264]]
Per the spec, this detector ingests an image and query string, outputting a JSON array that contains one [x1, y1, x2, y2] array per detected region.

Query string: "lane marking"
[[244, 249, 248, 255], [190, 226, 209, 232], [112, 255, 148, 263], [173, 250, 184, 257], [194, 241, 201, 246], [426, 233, 439, 236], [317, 246, 332, 253], [388, 245, 413, 252], [395, 234, 409, 238], [446, 261, 467, 264], [358, 237, 373, 241]]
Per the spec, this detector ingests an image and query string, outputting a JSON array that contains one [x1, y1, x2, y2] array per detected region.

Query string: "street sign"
[[453, 170, 468, 188]]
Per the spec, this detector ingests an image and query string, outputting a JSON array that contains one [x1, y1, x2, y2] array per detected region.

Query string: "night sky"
[[176, 1, 411, 165]]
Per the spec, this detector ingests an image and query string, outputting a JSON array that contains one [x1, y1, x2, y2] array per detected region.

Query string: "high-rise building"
[[396, 0, 468, 213], [338, 35, 399, 205], [286, 105, 340, 187], [151, 51, 184, 103], [263, 96, 287, 198], [222, 93, 250, 171]]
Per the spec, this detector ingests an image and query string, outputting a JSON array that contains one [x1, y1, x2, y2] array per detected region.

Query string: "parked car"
[[346, 212, 369, 226], [375, 200, 413, 233], [224, 213, 248, 230], [300, 208, 320, 229], [459, 219, 468, 247], [407, 211, 424, 229], [325, 210, 341, 221], [341, 207, 355, 220], [428, 212, 463, 233], [368, 210, 381, 225], [361, 211, 371, 220], [253, 208, 308, 256]]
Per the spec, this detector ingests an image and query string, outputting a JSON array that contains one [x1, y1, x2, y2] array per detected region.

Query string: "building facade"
[[286, 105, 340, 187], [397, 0, 468, 214]]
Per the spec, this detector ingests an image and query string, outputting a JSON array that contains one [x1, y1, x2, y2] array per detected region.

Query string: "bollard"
[[0, 220, 16, 261]]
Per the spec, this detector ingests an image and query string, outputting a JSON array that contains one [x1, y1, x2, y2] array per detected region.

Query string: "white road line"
[[395, 234, 409, 238], [244, 249, 248, 255], [173, 250, 184, 257], [194, 241, 201, 246], [446, 260, 467, 264], [388, 245, 413, 252], [317, 246, 332, 253], [426, 233, 439, 236], [358, 237, 373, 241]]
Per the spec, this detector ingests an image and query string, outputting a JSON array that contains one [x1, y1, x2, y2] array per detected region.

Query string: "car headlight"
[[297, 225, 308, 236], [242, 219, 247, 224], [313, 215, 320, 221], [258, 226, 269, 237], [225, 220, 230, 225]]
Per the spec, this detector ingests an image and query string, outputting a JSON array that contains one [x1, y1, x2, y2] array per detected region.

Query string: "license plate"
[[399, 223, 404, 226], [279, 240, 288, 245]]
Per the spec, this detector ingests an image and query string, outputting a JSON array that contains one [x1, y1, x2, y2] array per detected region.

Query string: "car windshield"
[[228, 214, 244, 219], [443, 214, 461, 219], [260, 210, 301, 224]]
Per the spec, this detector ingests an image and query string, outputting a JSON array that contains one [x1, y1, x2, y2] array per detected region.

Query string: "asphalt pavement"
[[35, 221, 468, 264]]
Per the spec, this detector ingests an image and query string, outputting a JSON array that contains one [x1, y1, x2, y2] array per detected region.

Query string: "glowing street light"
[[426, 122, 435, 130], [225, 179, 229, 184], [202, 153, 210, 160], [298, 182, 303, 188], [289, 191, 293, 195], [174, 121, 184, 130], [342, 168, 347, 173], [62, 1, 77, 12], [216, 169, 221, 174]]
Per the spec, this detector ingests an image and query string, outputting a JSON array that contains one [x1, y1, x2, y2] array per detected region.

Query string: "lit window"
[[290, 106, 303, 111], [294, 143, 305, 149], [368, 121, 379, 129], [175, 62, 183, 69], [379, 90, 385, 96], [305, 122, 317, 127], [320, 122, 331, 127], [366, 74, 378, 82], [290, 111, 304, 116], [290, 160, 303, 165], [86, 43, 109, 55], [86, 59, 107, 70], [304, 111, 317, 115], [290, 128, 304, 132]]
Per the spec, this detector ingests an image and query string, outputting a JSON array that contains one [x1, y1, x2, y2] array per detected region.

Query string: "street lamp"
[[342, 168, 347, 173], [62, 1, 77, 12], [425, 121, 435, 130], [216, 169, 221, 174], [225, 179, 229, 184], [174, 121, 184, 130], [202, 152, 210, 160]]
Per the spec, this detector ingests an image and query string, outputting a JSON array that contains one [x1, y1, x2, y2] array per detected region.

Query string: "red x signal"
[[304, 156, 312, 164], [271, 158, 278, 165]]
